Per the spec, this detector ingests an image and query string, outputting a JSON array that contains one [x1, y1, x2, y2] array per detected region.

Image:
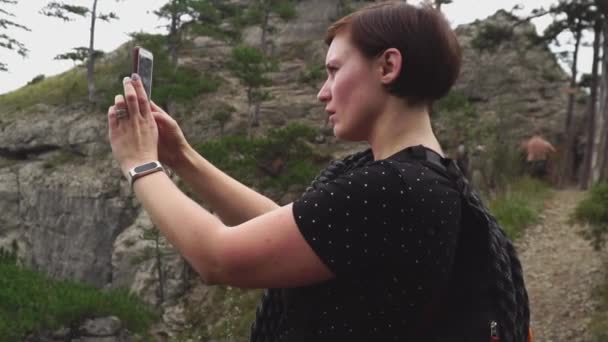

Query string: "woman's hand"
[[107, 74, 159, 177], [149, 101, 192, 170]]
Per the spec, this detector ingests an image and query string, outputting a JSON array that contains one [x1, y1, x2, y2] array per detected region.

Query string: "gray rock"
[[80, 316, 122, 337]]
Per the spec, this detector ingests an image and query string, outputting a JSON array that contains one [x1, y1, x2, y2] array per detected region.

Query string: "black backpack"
[[398, 145, 531, 342], [250, 145, 531, 342]]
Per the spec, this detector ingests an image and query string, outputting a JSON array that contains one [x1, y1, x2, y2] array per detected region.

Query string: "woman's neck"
[[368, 97, 443, 160]]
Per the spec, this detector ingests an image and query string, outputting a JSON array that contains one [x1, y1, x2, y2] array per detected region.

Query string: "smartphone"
[[132, 46, 153, 99]]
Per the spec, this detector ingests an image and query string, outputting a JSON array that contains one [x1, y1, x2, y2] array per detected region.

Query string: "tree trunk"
[[247, 87, 253, 138], [155, 232, 165, 306], [566, 26, 582, 132], [581, 19, 602, 189], [87, 0, 98, 104], [559, 24, 583, 187], [253, 102, 261, 127], [169, 6, 179, 71], [166, 2, 180, 115], [261, 10, 269, 54], [596, 18, 608, 182], [592, 22, 606, 183]]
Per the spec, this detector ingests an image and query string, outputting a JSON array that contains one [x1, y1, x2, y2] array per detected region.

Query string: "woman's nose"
[[317, 81, 331, 102]]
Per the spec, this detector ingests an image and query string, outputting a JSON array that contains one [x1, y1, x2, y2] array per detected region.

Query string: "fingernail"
[[122, 76, 131, 84], [131, 73, 140, 81]]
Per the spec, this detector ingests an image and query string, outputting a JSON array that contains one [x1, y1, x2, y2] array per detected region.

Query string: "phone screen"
[[133, 47, 153, 99]]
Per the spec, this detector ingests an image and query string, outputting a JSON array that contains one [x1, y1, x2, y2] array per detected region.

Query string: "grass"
[[0, 50, 130, 116], [0, 254, 158, 341], [0, 36, 221, 117], [489, 177, 552, 239], [174, 286, 262, 342], [589, 276, 608, 342], [572, 182, 608, 341], [571, 182, 608, 250]]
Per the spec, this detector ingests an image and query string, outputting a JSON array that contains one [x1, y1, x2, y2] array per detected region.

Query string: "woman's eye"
[[327, 66, 338, 75]]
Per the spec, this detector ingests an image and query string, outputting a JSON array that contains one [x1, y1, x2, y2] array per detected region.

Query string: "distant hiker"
[[521, 131, 557, 179]]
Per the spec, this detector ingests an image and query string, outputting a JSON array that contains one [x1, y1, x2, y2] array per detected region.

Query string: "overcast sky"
[[0, 0, 593, 95]]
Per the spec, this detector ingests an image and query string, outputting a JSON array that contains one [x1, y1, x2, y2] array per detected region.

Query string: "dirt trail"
[[516, 189, 604, 341]]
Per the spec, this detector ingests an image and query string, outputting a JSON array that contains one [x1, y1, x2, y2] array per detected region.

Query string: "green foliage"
[[229, 45, 275, 90], [130, 33, 220, 107], [175, 286, 262, 342], [0, 67, 88, 113], [155, 66, 220, 103], [54, 47, 104, 64], [26, 74, 45, 86], [589, 273, 608, 342], [0, 257, 158, 341], [571, 183, 608, 250], [193, 123, 324, 193], [40, 2, 90, 20], [0, 33, 219, 114], [242, 0, 297, 25], [579, 72, 594, 88], [212, 104, 235, 136], [489, 177, 552, 239], [0, 0, 30, 71], [471, 23, 514, 52], [299, 63, 325, 87], [434, 90, 481, 145]]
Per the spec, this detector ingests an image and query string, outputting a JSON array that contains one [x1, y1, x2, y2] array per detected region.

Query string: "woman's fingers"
[[130, 73, 152, 118], [107, 105, 119, 131], [122, 77, 141, 123]]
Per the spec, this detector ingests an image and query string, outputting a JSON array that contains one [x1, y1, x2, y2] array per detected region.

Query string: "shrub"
[[26, 75, 45, 86], [489, 177, 551, 239], [0, 256, 158, 341], [571, 182, 608, 250], [472, 23, 514, 52], [299, 63, 325, 87], [193, 123, 326, 195]]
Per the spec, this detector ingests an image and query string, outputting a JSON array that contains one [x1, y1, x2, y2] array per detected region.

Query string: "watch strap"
[[127, 160, 165, 188]]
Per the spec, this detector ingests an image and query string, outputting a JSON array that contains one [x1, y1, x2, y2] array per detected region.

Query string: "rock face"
[[0, 0, 577, 337], [25, 316, 132, 342], [452, 10, 576, 141]]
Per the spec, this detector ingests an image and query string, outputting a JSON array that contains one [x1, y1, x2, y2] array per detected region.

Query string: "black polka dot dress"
[[250, 147, 462, 342]]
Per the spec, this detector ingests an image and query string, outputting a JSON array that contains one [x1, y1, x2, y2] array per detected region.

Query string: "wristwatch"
[[127, 160, 165, 188]]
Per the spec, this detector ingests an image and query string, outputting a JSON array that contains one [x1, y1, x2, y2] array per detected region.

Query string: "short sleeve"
[[292, 160, 461, 278]]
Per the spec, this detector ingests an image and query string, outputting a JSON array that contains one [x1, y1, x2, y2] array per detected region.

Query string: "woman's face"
[[317, 32, 385, 141]]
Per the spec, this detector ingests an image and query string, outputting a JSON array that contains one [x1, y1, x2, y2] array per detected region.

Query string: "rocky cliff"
[[0, 1, 576, 338]]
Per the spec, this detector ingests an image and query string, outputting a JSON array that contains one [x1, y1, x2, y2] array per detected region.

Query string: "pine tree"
[[40, 0, 121, 103], [0, 0, 30, 72]]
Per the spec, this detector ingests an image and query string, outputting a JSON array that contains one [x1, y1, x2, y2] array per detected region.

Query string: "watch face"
[[134, 162, 159, 173]]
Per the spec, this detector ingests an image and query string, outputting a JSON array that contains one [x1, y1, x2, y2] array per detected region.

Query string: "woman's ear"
[[378, 48, 402, 85]]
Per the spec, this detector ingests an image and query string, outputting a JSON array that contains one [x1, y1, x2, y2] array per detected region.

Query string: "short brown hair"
[[325, 2, 461, 105]]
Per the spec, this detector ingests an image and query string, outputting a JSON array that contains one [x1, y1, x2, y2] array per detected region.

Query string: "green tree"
[[241, 0, 296, 128], [229, 45, 276, 136], [243, 0, 296, 54], [212, 104, 235, 137], [539, 0, 596, 186], [592, 0, 608, 183], [40, 0, 121, 103], [154, 0, 235, 113], [142, 227, 165, 307], [434, 0, 452, 12], [0, 0, 30, 72]]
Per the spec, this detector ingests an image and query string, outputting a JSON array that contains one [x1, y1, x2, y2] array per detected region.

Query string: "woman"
[[108, 2, 529, 341]]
